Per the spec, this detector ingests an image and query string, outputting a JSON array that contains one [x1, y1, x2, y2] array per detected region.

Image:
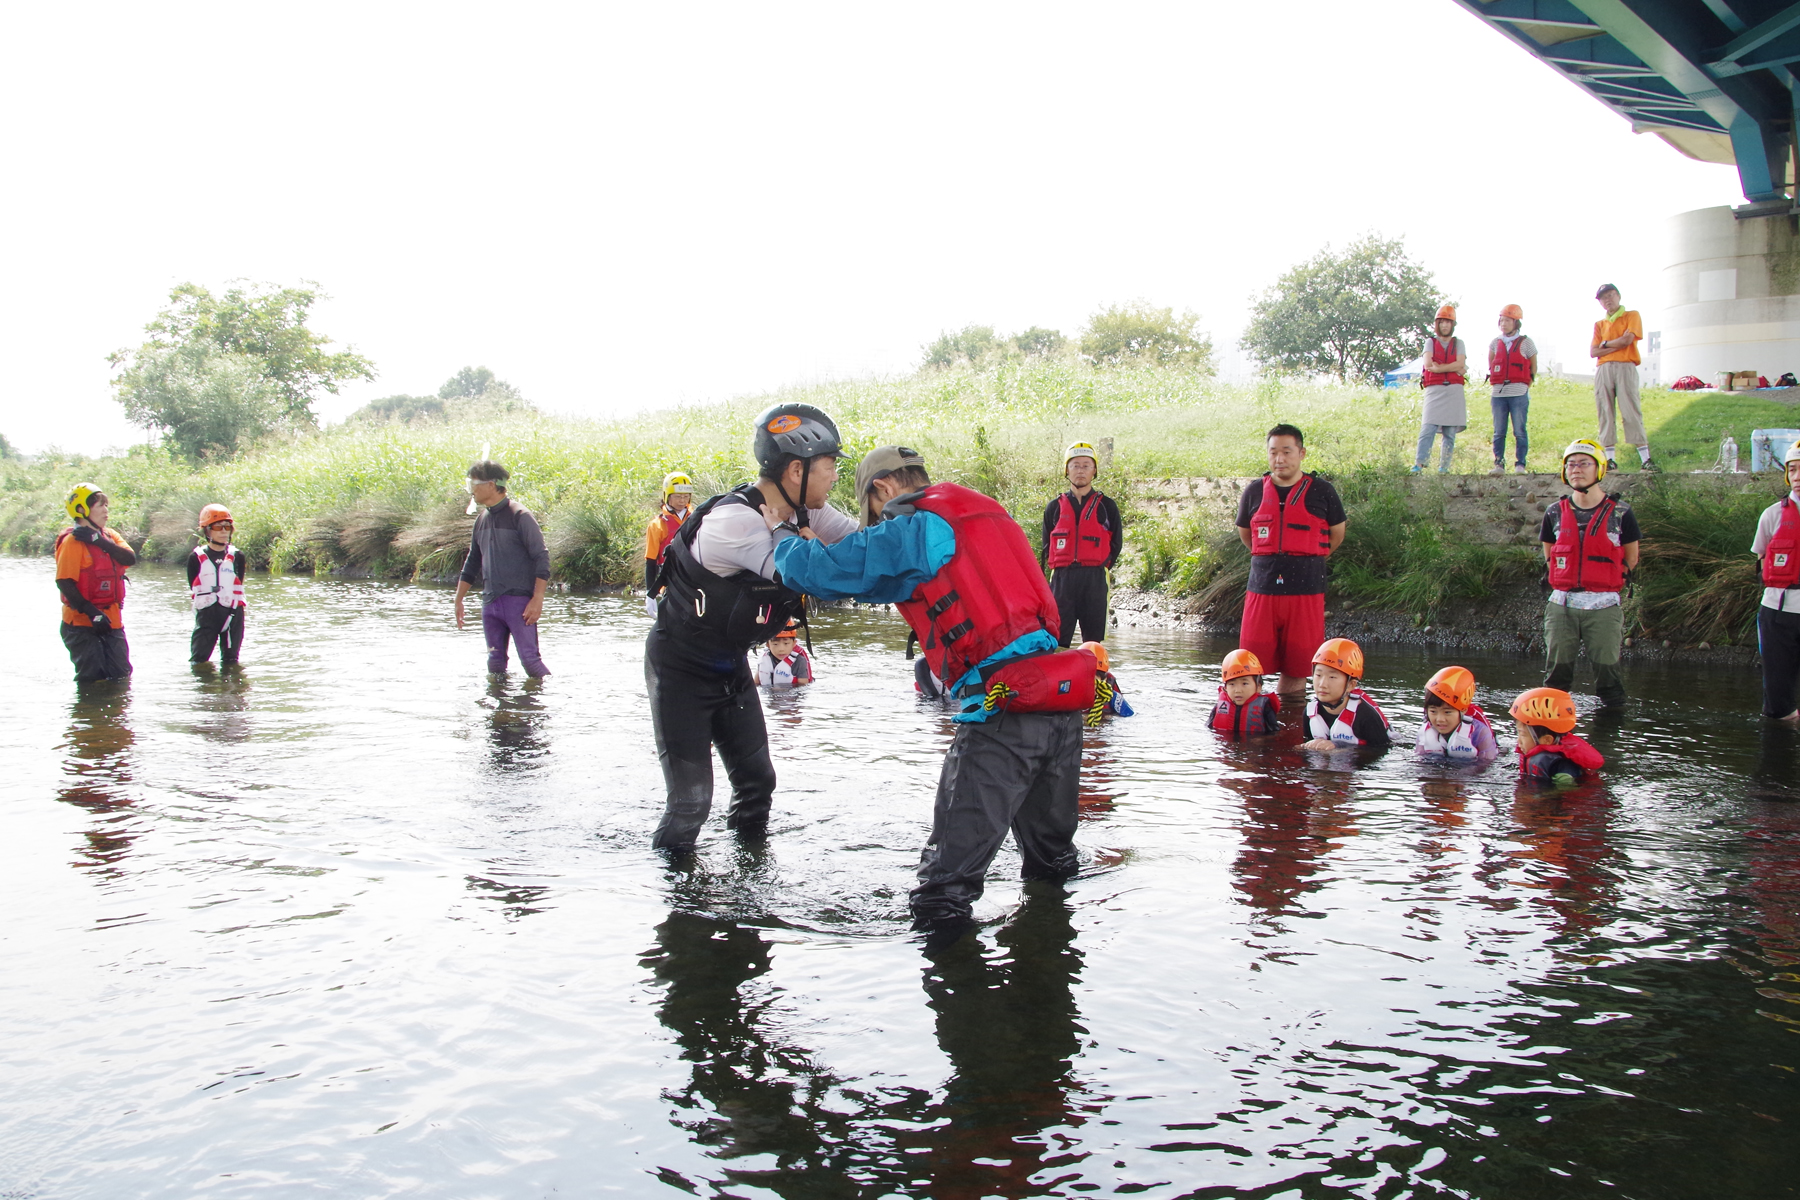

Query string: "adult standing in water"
[[643, 471, 694, 595], [775, 445, 1091, 938], [187, 504, 248, 666], [1040, 440, 1122, 646], [453, 459, 552, 677], [1753, 442, 1800, 722], [54, 483, 136, 683], [645, 404, 854, 854], [1541, 439, 1639, 709], [1236, 425, 1347, 699], [1590, 283, 1658, 473]]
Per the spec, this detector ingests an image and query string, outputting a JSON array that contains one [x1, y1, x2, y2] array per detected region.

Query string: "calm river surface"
[[3, 556, 1799, 1199]]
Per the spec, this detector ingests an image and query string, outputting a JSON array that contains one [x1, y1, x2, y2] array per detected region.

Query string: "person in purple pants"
[[453, 459, 552, 677]]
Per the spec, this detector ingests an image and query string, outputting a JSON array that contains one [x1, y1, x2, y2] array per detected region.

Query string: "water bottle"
[[1724, 434, 1740, 473]]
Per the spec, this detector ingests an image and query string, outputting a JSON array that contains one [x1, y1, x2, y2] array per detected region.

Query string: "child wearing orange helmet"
[[1209, 648, 1280, 737], [1080, 641, 1134, 724], [1414, 665, 1498, 763], [1301, 638, 1391, 750], [755, 618, 813, 688], [1509, 687, 1605, 786], [188, 503, 248, 665]]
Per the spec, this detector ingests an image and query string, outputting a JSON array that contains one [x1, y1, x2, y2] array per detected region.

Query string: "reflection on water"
[[4, 558, 1800, 1198]]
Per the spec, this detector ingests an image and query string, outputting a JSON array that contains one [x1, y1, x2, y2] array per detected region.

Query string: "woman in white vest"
[[188, 503, 247, 666]]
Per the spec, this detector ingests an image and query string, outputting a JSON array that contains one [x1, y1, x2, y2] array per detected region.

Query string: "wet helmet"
[[1064, 440, 1099, 471], [770, 617, 801, 640], [197, 503, 233, 530], [1561, 438, 1607, 484], [1434, 304, 1457, 323], [1221, 648, 1264, 683], [1499, 303, 1523, 323], [1424, 665, 1476, 712], [1078, 640, 1109, 674], [662, 471, 694, 498], [1510, 687, 1577, 734], [1311, 637, 1364, 680], [753, 403, 845, 475], [65, 482, 103, 521]]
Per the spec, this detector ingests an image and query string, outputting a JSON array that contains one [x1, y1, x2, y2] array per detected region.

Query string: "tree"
[[1079, 302, 1213, 371], [110, 281, 375, 458], [923, 326, 1001, 369], [1011, 326, 1066, 358], [1240, 235, 1444, 383]]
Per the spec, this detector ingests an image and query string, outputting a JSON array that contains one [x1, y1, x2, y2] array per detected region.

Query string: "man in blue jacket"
[[773, 446, 1090, 941]]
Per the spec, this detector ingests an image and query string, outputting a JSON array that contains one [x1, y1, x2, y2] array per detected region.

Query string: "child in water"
[[1082, 641, 1134, 724], [1301, 638, 1392, 750], [755, 619, 813, 688], [1509, 687, 1605, 786], [1209, 648, 1280, 737], [1414, 666, 1498, 763]]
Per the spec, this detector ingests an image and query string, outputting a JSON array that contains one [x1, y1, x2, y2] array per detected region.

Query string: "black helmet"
[[753, 403, 845, 475]]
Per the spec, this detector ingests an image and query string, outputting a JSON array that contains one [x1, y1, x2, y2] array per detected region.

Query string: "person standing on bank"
[[774, 445, 1095, 938], [645, 404, 855, 854], [188, 504, 248, 666], [1590, 284, 1659, 473], [1488, 304, 1537, 476], [1414, 304, 1467, 475], [1541, 439, 1639, 708], [54, 483, 136, 684], [453, 460, 552, 677], [1752, 442, 1800, 722], [1236, 425, 1347, 698], [1040, 440, 1123, 646]]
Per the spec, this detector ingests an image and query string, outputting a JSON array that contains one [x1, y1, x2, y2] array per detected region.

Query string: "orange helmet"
[[197, 503, 233, 529], [1434, 304, 1457, 323], [1509, 687, 1577, 734], [1311, 637, 1364, 679], [1424, 665, 1476, 712], [770, 618, 801, 640], [1499, 303, 1523, 322], [1221, 648, 1263, 683], [1078, 640, 1109, 674]]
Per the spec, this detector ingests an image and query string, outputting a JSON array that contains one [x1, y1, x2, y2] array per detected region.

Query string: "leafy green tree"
[[1079, 302, 1213, 371], [0, 432, 15, 459], [1011, 326, 1066, 358], [113, 344, 286, 460], [923, 326, 1002, 369], [438, 365, 522, 400], [1240, 235, 1444, 383], [351, 394, 447, 424]]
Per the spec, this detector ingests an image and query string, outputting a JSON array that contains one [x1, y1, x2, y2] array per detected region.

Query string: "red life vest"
[[1209, 687, 1280, 736], [1487, 336, 1533, 386], [1547, 496, 1626, 592], [1422, 337, 1464, 387], [650, 508, 683, 562], [895, 482, 1065, 690], [55, 527, 126, 610], [1763, 498, 1800, 589], [1045, 491, 1112, 568], [1248, 474, 1330, 557], [1306, 689, 1388, 746], [1518, 734, 1605, 782]]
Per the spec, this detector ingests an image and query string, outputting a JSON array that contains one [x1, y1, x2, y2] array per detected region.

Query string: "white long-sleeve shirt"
[[696, 497, 856, 580]]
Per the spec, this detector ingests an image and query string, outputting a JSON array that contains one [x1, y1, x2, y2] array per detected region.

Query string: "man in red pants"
[[1235, 424, 1347, 698]]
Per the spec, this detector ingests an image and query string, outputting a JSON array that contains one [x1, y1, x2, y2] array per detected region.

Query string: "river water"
[[3, 555, 1799, 1199]]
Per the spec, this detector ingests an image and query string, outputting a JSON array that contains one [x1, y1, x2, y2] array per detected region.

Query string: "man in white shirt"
[[645, 403, 854, 853], [1753, 443, 1800, 722]]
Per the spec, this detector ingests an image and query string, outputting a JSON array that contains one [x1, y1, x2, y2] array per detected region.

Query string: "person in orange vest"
[[1413, 304, 1467, 475], [1753, 441, 1800, 721], [54, 483, 137, 683], [1039, 440, 1122, 646], [1540, 439, 1639, 708], [1590, 284, 1658, 472], [644, 471, 694, 595], [187, 503, 248, 666], [1487, 303, 1537, 476]]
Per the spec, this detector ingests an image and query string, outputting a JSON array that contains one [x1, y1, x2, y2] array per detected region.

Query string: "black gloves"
[[91, 612, 112, 631], [1538, 565, 1551, 593], [71, 525, 99, 544]]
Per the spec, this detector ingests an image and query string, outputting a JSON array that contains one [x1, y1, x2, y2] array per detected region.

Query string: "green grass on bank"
[[2, 362, 1795, 643]]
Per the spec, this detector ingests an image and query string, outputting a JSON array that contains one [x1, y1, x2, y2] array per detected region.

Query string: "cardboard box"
[[1733, 369, 1760, 390]]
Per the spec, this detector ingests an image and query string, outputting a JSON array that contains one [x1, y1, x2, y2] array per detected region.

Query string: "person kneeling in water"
[[1210, 648, 1280, 737], [1415, 666, 1497, 764], [755, 619, 813, 688], [1509, 687, 1604, 786], [1301, 638, 1391, 751], [1082, 641, 1134, 725]]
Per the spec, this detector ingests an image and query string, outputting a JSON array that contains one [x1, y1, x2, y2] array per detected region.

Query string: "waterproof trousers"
[[1050, 565, 1108, 646], [645, 630, 777, 852], [911, 709, 1083, 926], [1239, 590, 1325, 681], [1760, 605, 1800, 718], [1543, 601, 1625, 706], [191, 604, 245, 665], [61, 622, 132, 684], [483, 593, 549, 676]]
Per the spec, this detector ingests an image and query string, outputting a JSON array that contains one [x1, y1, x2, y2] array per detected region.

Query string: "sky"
[[0, 0, 1746, 457]]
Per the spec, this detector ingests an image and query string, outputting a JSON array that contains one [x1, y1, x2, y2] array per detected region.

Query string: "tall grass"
[[1630, 478, 1775, 645]]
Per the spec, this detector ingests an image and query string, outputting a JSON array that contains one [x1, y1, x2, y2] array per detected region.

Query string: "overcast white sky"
[[1, 0, 1744, 456]]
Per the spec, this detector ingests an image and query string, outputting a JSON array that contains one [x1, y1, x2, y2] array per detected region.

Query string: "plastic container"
[[1751, 429, 1800, 471]]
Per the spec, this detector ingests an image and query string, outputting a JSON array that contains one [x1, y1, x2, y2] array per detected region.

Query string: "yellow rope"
[[1086, 678, 1113, 727]]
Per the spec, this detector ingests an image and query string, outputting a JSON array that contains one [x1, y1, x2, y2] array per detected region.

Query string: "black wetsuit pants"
[[60, 622, 132, 684], [644, 630, 777, 852], [191, 604, 245, 665], [1761, 605, 1800, 718], [1050, 565, 1108, 646], [911, 709, 1083, 926]]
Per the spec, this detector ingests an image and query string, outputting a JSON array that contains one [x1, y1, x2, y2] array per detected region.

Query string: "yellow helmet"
[[65, 482, 103, 521], [1561, 439, 1607, 484], [1064, 441, 1099, 471], [662, 471, 695, 498]]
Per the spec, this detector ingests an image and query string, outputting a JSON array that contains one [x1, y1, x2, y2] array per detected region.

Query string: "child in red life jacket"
[[754, 618, 813, 688], [1414, 665, 1498, 764], [1509, 687, 1605, 786], [1080, 641, 1135, 724], [1209, 648, 1280, 737], [1301, 638, 1391, 751]]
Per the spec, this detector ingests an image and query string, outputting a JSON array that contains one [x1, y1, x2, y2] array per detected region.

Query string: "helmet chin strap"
[[774, 457, 813, 530]]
